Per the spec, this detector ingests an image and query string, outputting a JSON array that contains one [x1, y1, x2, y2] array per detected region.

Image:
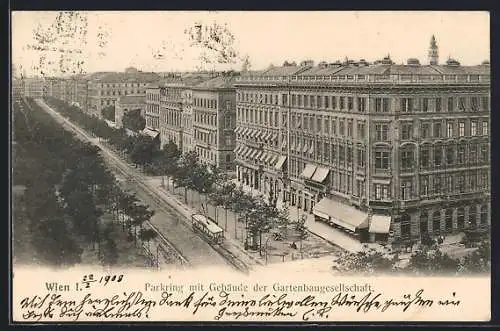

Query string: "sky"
[[11, 11, 490, 77]]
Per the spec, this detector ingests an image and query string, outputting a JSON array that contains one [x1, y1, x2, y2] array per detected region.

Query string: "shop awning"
[[296, 141, 302, 153], [274, 155, 287, 170], [141, 128, 160, 138], [311, 167, 329, 183], [313, 197, 369, 232], [300, 164, 317, 179], [242, 127, 250, 136], [234, 145, 242, 154], [235, 127, 242, 134], [258, 152, 267, 161], [369, 215, 392, 234], [272, 133, 278, 142], [250, 149, 259, 158], [252, 129, 260, 139], [244, 148, 253, 158], [290, 141, 296, 152], [281, 140, 287, 149], [270, 155, 278, 166], [302, 143, 309, 153], [255, 150, 264, 160]]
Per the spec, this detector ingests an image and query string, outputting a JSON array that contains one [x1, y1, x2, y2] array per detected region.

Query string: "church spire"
[[428, 35, 439, 65]]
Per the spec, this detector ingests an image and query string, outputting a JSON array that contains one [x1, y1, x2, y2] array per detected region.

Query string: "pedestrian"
[[290, 242, 297, 249]]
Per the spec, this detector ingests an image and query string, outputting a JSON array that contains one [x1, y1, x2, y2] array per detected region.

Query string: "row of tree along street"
[[333, 237, 490, 275], [40, 97, 491, 274], [43, 96, 292, 253], [13, 97, 159, 267]]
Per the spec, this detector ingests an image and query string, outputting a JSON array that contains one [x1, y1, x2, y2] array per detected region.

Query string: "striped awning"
[[269, 155, 278, 166], [250, 149, 259, 158], [265, 153, 273, 163], [311, 167, 329, 183], [235, 127, 243, 134], [300, 164, 317, 179], [234, 145, 242, 154], [258, 151, 267, 161], [274, 155, 287, 170], [244, 147, 253, 158]]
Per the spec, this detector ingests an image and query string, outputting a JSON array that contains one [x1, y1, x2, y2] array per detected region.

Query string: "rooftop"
[[90, 71, 161, 83], [192, 75, 238, 90]]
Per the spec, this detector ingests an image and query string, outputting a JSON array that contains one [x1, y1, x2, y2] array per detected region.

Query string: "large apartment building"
[[87, 67, 160, 116], [234, 38, 490, 243], [192, 75, 238, 171]]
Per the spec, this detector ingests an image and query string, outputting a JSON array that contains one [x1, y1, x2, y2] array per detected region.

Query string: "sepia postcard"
[[10, 10, 491, 323]]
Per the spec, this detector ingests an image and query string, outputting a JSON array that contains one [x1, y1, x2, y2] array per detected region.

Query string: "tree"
[[406, 247, 460, 275], [334, 250, 395, 274], [139, 228, 158, 250], [99, 223, 119, 266], [129, 135, 157, 168], [151, 140, 181, 188], [173, 150, 201, 204], [101, 105, 115, 121], [122, 108, 146, 132]]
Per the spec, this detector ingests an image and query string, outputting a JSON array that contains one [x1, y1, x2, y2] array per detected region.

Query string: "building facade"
[[23, 78, 45, 98], [192, 76, 238, 171], [87, 68, 160, 116], [235, 54, 490, 243], [115, 95, 147, 129]]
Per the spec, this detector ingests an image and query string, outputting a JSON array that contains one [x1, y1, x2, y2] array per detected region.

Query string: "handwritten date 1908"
[[78, 274, 124, 289]]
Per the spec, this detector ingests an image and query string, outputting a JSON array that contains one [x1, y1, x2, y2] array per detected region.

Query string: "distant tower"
[[428, 35, 439, 65]]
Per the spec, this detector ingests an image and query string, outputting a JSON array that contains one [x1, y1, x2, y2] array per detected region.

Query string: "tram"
[[191, 213, 224, 245]]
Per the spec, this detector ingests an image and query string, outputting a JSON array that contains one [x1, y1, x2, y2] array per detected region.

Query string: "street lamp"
[[264, 236, 272, 265]]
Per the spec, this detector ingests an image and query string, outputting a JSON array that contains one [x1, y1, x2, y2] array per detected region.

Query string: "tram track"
[[34, 98, 251, 274]]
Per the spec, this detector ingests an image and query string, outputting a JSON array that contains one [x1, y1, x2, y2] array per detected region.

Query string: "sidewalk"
[[235, 181, 385, 254]]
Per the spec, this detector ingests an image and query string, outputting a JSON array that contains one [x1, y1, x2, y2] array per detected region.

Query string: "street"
[[35, 99, 234, 271]]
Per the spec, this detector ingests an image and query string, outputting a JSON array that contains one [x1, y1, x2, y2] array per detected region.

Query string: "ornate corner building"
[[234, 37, 490, 243]]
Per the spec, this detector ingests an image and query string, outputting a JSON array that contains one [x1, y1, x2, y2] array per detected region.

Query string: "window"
[[316, 118, 322, 133], [339, 120, 345, 136], [458, 144, 465, 165], [375, 151, 391, 170], [482, 121, 488, 135], [401, 123, 413, 140], [471, 121, 477, 136], [422, 98, 429, 112], [421, 123, 431, 138], [375, 98, 382, 112], [324, 118, 330, 134], [446, 145, 454, 165], [435, 98, 442, 112], [401, 98, 413, 112], [401, 180, 412, 200], [471, 97, 479, 111], [457, 208, 465, 230], [420, 176, 429, 196], [434, 122, 442, 138], [357, 149, 366, 167], [401, 149, 414, 171], [225, 136, 232, 146], [347, 121, 353, 137], [357, 97, 366, 112], [226, 154, 231, 162], [346, 147, 352, 165], [324, 96, 329, 108], [420, 211, 429, 233], [347, 97, 353, 110], [480, 144, 489, 163], [434, 146, 442, 167], [420, 148, 430, 168], [469, 144, 477, 165], [310, 95, 315, 108], [446, 122, 454, 138], [304, 95, 309, 108], [433, 176, 442, 194], [469, 206, 477, 229], [292, 95, 296, 106], [317, 96, 322, 108], [457, 173, 466, 193], [458, 97, 466, 111], [339, 146, 345, 164], [375, 124, 389, 141], [447, 97, 454, 112], [482, 96, 489, 111], [331, 96, 337, 109], [357, 122, 365, 139], [374, 184, 390, 200], [339, 96, 345, 109], [480, 205, 488, 226], [459, 122, 465, 137]]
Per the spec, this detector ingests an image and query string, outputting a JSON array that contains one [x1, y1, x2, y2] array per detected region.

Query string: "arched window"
[[432, 210, 441, 234], [480, 204, 488, 226], [457, 207, 465, 230], [420, 211, 429, 234], [468, 205, 477, 229], [445, 209, 453, 232], [400, 213, 411, 240]]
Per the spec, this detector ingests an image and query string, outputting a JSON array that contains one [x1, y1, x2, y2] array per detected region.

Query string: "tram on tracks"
[[191, 213, 224, 245]]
